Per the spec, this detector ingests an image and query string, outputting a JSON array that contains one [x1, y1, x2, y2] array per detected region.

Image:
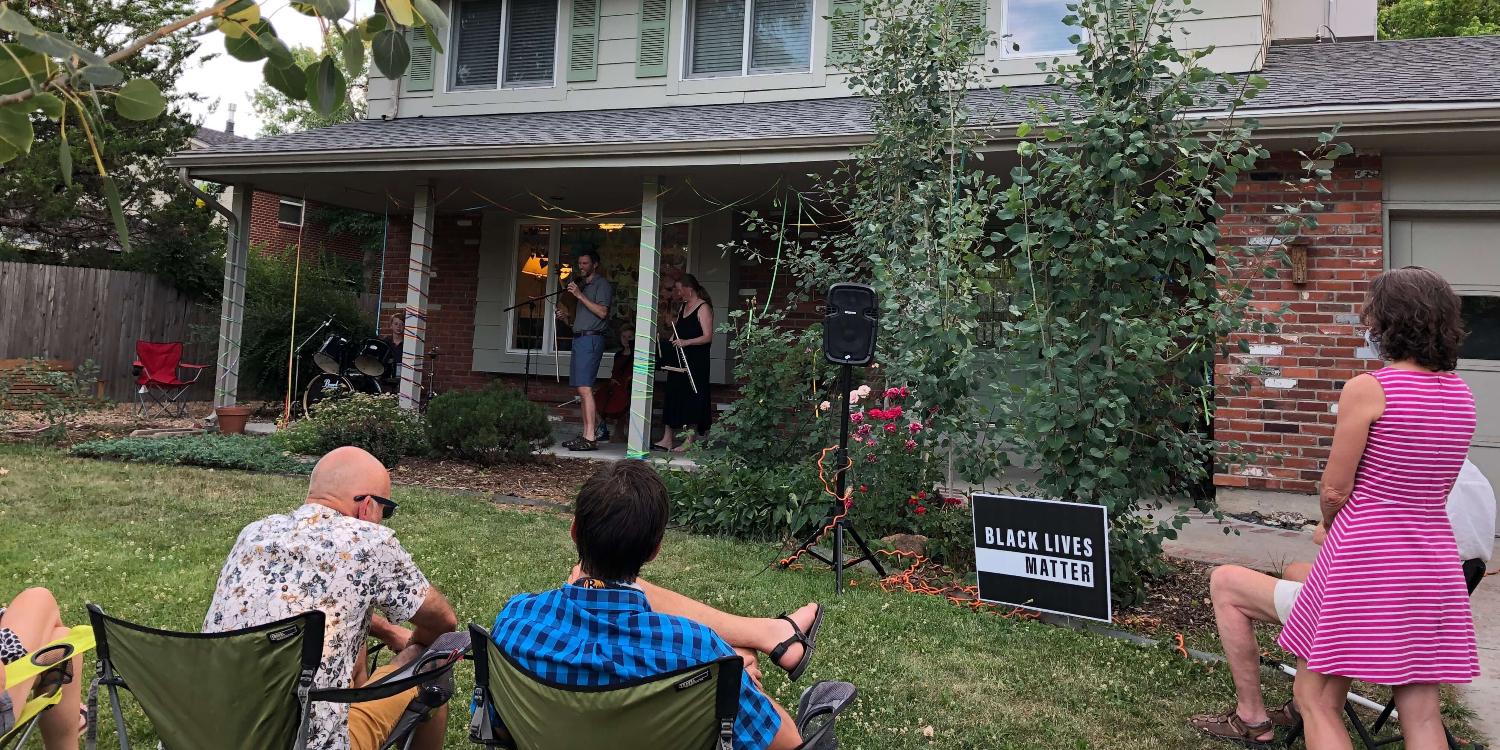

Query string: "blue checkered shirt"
[[490, 583, 781, 750]]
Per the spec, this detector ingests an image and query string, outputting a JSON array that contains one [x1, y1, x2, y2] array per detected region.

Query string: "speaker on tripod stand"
[[782, 283, 888, 593]]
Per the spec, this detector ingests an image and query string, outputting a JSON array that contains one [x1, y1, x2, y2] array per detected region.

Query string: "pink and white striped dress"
[[1278, 367, 1480, 684]]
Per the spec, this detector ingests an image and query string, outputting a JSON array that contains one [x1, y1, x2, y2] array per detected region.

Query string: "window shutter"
[[690, 0, 745, 75], [825, 0, 861, 67], [958, 0, 987, 54], [405, 26, 436, 91], [637, 0, 671, 77], [567, 0, 600, 82]]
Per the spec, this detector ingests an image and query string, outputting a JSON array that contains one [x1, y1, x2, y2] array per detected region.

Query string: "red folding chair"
[[133, 341, 208, 418]]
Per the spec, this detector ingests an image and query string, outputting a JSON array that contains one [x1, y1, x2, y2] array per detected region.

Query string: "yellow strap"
[[2, 625, 95, 689]]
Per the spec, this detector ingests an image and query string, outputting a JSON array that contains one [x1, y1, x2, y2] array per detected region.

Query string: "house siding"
[[367, 0, 1267, 119]]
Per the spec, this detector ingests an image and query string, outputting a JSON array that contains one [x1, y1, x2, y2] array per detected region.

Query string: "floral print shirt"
[[203, 503, 430, 750]]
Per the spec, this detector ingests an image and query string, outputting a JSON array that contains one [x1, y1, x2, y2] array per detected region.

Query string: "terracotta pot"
[[215, 406, 253, 435]]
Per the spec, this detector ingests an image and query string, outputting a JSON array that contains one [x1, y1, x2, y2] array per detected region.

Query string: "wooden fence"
[[0, 262, 217, 402]]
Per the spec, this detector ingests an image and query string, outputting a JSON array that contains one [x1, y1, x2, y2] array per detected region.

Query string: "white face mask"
[[1364, 328, 1381, 356]]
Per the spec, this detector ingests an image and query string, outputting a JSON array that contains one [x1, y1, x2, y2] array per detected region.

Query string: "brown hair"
[[573, 461, 669, 582], [677, 274, 712, 310], [1363, 266, 1466, 371]]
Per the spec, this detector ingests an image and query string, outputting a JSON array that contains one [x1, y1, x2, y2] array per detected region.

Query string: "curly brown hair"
[[1363, 266, 1467, 371]]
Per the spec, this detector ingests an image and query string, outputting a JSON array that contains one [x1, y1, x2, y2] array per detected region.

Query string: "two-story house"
[[171, 0, 1500, 503]]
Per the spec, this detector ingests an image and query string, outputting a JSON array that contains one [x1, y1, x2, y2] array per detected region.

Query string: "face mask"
[[1364, 328, 1380, 357]]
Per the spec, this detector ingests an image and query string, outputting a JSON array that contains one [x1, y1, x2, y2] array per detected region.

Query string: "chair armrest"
[[311, 631, 468, 705], [180, 363, 210, 369], [179, 362, 210, 384]]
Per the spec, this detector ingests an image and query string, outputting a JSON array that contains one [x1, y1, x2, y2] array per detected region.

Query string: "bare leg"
[[1392, 683, 1446, 750], [633, 578, 817, 672], [1207, 565, 1282, 739], [1, 588, 82, 750], [579, 387, 598, 441], [655, 425, 676, 450], [766, 698, 804, 750], [672, 432, 696, 453], [1282, 561, 1313, 583], [1292, 663, 1354, 750]]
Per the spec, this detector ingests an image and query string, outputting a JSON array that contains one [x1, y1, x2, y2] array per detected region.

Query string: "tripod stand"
[[781, 363, 887, 594]]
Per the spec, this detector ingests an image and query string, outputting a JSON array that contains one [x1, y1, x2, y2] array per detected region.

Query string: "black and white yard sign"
[[971, 493, 1111, 622]]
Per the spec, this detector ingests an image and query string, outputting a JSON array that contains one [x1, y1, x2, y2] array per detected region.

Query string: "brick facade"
[[248, 191, 368, 265], [1214, 154, 1385, 494]]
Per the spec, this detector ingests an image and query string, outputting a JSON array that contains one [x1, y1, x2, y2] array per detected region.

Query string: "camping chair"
[[1281, 564, 1488, 750], [0, 626, 96, 750], [132, 341, 207, 418], [86, 605, 466, 750], [466, 624, 856, 750]]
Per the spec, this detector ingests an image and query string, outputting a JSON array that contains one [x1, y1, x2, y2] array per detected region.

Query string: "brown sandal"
[[1189, 708, 1276, 748], [1266, 699, 1300, 727]]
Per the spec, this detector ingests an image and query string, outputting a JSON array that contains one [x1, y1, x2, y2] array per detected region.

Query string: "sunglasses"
[[354, 494, 399, 520]]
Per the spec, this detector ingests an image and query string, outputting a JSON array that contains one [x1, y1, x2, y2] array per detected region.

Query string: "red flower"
[[943, 496, 963, 506], [859, 484, 868, 493], [886, 406, 904, 420], [917, 491, 927, 500], [907, 497, 917, 505], [908, 422, 923, 434], [865, 453, 877, 463], [850, 412, 864, 424], [866, 408, 886, 420], [856, 423, 872, 438], [914, 506, 927, 515], [884, 423, 897, 433], [904, 439, 917, 451], [898, 386, 909, 398]]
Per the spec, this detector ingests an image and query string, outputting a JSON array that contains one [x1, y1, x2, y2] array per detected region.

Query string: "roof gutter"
[[170, 101, 1500, 176]]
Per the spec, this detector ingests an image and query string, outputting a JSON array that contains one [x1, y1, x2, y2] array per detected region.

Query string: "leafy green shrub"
[[663, 460, 826, 541], [424, 385, 551, 464], [71, 435, 308, 474], [241, 249, 369, 399], [705, 318, 835, 469], [275, 393, 426, 466]]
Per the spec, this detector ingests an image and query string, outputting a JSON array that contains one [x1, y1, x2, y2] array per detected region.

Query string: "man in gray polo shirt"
[[556, 249, 613, 450]]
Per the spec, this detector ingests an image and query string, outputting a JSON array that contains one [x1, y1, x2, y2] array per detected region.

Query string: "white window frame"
[[998, 0, 1080, 59], [682, 0, 816, 79], [277, 198, 304, 228], [447, 0, 562, 93]]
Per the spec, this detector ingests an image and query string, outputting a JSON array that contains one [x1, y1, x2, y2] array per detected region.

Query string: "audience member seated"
[[1, 587, 82, 749], [1190, 457, 1495, 746], [203, 446, 459, 750], [490, 461, 824, 750]]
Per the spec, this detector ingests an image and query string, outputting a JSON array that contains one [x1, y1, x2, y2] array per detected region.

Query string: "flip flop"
[[769, 604, 823, 682], [650, 444, 672, 452], [568, 438, 598, 452]]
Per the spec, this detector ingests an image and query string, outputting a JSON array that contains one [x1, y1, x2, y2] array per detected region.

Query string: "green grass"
[[0, 445, 1319, 748]]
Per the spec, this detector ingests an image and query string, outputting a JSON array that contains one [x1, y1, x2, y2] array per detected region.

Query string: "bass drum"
[[312, 334, 352, 375], [354, 337, 393, 377], [301, 373, 353, 418]]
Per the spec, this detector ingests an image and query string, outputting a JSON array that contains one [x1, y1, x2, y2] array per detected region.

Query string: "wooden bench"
[[0, 358, 76, 409]]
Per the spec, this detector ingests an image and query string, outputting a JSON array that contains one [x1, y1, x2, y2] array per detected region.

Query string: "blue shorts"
[[570, 333, 605, 388]]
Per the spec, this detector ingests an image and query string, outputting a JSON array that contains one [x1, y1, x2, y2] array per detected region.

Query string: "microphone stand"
[[502, 279, 573, 396]]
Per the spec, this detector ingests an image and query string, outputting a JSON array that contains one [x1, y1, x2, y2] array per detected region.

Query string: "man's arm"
[[407, 586, 457, 649], [571, 281, 609, 320]]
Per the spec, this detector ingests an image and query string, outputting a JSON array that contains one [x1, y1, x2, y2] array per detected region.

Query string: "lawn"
[[2, 444, 1262, 749]]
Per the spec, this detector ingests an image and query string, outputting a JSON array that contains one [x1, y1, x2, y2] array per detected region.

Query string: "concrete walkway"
[[1163, 509, 1499, 744]]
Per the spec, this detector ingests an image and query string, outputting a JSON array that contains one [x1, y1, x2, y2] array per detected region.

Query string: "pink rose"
[[819, 400, 831, 412], [904, 439, 917, 451], [908, 422, 923, 434], [857, 385, 871, 397], [884, 423, 897, 433], [850, 412, 864, 424]]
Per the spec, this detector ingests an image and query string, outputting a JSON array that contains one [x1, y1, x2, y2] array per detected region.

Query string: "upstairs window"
[[452, 0, 560, 89], [1001, 0, 1075, 56], [688, 0, 813, 77]]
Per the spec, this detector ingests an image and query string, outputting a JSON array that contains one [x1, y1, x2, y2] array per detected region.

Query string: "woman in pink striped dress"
[[1279, 267, 1478, 750]]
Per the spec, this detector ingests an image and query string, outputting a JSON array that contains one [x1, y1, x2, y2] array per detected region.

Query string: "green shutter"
[[567, 0, 600, 82], [636, 0, 671, 77], [405, 27, 436, 91], [957, 0, 987, 54], [826, 0, 861, 67]]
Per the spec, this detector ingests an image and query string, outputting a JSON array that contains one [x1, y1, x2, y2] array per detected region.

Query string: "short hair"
[[576, 249, 602, 266], [1364, 266, 1466, 371], [573, 461, 670, 582]]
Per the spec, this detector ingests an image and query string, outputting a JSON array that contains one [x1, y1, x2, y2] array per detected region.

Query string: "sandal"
[[1267, 699, 1300, 727], [650, 443, 672, 452], [566, 437, 597, 452], [1189, 708, 1276, 748], [769, 604, 823, 683]]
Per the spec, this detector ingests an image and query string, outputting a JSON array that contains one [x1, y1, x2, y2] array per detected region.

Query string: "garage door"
[[1390, 215, 1500, 482]]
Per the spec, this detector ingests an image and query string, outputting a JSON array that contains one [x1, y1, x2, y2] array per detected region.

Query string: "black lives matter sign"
[[971, 494, 1111, 622]]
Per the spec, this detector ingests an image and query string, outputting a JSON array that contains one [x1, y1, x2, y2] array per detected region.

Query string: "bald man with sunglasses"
[[203, 446, 457, 750]]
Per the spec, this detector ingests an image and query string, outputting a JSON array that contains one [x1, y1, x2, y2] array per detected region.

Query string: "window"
[[1001, 0, 1074, 56], [509, 221, 691, 354], [1459, 295, 1500, 361], [451, 0, 559, 90], [277, 198, 304, 227], [687, 0, 812, 77]]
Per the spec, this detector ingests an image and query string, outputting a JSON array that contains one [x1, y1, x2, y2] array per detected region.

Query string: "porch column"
[[213, 185, 252, 408], [398, 183, 435, 410], [627, 176, 665, 459]]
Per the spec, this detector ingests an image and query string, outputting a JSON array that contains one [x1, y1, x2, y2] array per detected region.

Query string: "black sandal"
[[650, 443, 672, 452], [567, 438, 598, 452], [769, 604, 823, 682]]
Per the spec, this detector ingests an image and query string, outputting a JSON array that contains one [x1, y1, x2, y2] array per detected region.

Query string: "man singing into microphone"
[[556, 249, 613, 451]]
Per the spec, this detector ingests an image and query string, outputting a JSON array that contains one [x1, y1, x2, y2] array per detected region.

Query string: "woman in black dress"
[[654, 275, 713, 452]]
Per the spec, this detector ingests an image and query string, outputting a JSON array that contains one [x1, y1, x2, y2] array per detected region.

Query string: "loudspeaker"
[[823, 283, 878, 366]]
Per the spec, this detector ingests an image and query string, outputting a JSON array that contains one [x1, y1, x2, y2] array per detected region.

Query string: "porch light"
[[521, 253, 550, 278], [598, 222, 626, 231]]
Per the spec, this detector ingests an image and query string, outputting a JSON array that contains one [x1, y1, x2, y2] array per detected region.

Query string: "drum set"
[[297, 316, 436, 416]]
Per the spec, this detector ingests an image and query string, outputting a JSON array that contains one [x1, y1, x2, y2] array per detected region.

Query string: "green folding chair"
[[466, 624, 855, 750], [85, 605, 467, 750]]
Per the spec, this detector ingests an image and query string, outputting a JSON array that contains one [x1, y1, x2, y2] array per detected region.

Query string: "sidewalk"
[[1163, 509, 1499, 744]]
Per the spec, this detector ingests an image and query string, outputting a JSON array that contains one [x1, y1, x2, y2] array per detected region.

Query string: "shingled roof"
[[180, 35, 1500, 159]]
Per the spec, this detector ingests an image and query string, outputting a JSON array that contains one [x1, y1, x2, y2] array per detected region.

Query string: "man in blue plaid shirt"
[[491, 461, 818, 750]]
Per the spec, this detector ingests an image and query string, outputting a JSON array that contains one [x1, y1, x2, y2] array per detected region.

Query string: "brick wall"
[[1214, 154, 1385, 494], [249, 191, 367, 265], [378, 213, 491, 395]]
